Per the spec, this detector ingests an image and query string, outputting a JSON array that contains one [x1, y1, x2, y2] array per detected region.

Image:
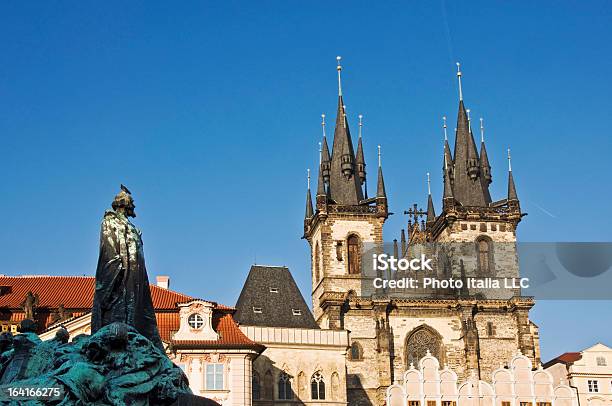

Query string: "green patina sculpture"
[[91, 185, 163, 350]]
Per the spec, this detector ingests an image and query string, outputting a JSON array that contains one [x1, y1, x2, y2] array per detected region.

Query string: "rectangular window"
[[206, 364, 224, 390], [269, 287, 278, 293], [596, 356, 606, 366], [502, 402, 511, 406], [292, 309, 302, 316], [409, 401, 420, 406], [588, 380, 599, 393], [537, 402, 551, 406], [253, 307, 262, 313], [427, 401, 437, 406], [442, 401, 456, 406], [520, 402, 533, 406], [486, 322, 496, 336]]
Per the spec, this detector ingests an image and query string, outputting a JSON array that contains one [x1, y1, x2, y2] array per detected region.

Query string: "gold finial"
[[480, 117, 484, 142], [336, 56, 343, 96], [443, 116, 448, 141], [456, 62, 463, 101], [427, 172, 431, 195], [378, 145, 382, 167], [358, 114, 363, 138], [507, 148, 512, 172]]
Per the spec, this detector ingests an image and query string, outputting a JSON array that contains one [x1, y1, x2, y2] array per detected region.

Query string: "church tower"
[[303, 57, 388, 329]]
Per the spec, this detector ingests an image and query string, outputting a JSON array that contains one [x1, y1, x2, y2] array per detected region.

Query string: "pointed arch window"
[[263, 370, 273, 399], [252, 372, 261, 400], [349, 341, 363, 361], [476, 236, 494, 275], [405, 326, 443, 368], [278, 372, 293, 400], [311, 371, 326, 400], [347, 235, 361, 274]]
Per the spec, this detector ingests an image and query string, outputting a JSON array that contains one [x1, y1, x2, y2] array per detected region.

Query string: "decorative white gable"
[[172, 299, 218, 341]]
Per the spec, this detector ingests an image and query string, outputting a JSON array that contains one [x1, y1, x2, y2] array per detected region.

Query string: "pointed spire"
[[393, 239, 399, 259], [443, 154, 454, 200], [443, 116, 453, 182], [507, 148, 518, 201], [356, 114, 366, 185], [320, 114, 331, 183], [337, 56, 343, 96], [456, 62, 463, 101], [376, 145, 386, 198], [400, 229, 406, 257], [317, 162, 326, 197], [426, 172, 436, 223], [305, 169, 314, 219], [450, 63, 490, 207], [479, 117, 492, 185], [327, 57, 364, 205]]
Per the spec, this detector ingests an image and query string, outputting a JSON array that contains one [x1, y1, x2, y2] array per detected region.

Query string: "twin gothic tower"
[[302, 59, 538, 405]]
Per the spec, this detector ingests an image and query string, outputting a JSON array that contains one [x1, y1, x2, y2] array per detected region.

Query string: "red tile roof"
[[171, 313, 263, 351], [543, 352, 582, 368], [0, 275, 252, 348], [0, 275, 232, 310]]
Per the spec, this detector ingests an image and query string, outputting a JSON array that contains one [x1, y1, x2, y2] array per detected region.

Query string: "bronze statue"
[[20, 291, 39, 321], [91, 185, 163, 349]]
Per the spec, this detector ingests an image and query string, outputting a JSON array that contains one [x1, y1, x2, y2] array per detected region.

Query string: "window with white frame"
[[596, 356, 606, 366], [588, 380, 599, 393], [188, 313, 204, 329], [206, 363, 224, 390]]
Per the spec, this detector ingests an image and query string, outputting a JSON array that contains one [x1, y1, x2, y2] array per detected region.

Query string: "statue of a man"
[[91, 185, 163, 349]]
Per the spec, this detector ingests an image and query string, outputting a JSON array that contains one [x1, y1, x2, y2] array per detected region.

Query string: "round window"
[[188, 313, 204, 329]]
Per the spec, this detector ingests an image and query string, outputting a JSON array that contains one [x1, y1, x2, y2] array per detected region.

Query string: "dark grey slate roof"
[[233, 265, 319, 329]]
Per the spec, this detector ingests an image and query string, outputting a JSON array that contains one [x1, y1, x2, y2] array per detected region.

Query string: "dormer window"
[[253, 307, 263, 314], [188, 313, 204, 329], [269, 287, 279, 293], [292, 309, 302, 316]]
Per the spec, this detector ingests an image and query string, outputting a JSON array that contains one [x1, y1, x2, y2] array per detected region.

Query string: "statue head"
[[54, 327, 70, 344], [112, 184, 136, 218]]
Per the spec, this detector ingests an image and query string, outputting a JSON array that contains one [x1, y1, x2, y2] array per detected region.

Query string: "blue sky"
[[1, 1, 611, 361]]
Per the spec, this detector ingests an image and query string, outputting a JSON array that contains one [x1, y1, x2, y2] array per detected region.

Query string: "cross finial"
[[378, 145, 382, 167], [336, 56, 343, 96], [307, 169, 311, 189], [507, 148, 512, 172], [358, 114, 363, 138], [427, 172, 431, 195], [480, 117, 485, 142], [456, 62, 463, 101], [443, 116, 448, 141]]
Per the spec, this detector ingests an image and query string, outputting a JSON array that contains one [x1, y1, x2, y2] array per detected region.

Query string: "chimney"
[[156, 275, 170, 290]]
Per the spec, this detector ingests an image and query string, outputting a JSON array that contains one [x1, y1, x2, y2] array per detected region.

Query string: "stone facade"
[[240, 325, 349, 405]]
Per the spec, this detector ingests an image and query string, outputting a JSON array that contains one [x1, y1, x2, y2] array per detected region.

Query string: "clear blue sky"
[[1, 1, 610, 362]]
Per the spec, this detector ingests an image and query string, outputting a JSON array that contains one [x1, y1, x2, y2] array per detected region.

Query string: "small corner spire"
[[456, 62, 463, 101], [305, 169, 314, 219], [426, 172, 436, 223], [336, 56, 343, 97], [507, 148, 519, 202], [376, 145, 386, 199], [356, 114, 366, 186], [318, 141, 322, 165], [466, 108, 471, 133]]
